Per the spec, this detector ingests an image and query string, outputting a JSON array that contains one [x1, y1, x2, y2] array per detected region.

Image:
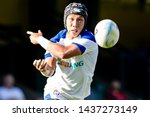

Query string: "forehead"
[[67, 14, 84, 19]]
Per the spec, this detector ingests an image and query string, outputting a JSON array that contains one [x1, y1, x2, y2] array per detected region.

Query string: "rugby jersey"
[[44, 29, 98, 100]]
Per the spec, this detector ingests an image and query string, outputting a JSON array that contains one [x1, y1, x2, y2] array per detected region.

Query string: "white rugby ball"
[[94, 19, 120, 48]]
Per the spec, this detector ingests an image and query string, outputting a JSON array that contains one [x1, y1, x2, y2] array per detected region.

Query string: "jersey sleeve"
[[49, 29, 67, 43], [44, 51, 52, 59], [72, 30, 98, 54], [45, 29, 67, 59]]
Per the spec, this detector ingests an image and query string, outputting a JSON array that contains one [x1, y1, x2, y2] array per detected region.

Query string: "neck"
[[66, 31, 78, 39]]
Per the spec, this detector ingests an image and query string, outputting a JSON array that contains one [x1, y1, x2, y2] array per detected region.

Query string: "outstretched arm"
[[27, 30, 82, 59]]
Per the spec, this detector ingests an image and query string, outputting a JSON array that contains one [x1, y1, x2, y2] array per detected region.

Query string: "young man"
[[27, 2, 98, 100]]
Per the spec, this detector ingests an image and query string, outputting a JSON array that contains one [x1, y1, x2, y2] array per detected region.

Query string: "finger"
[[39, 59, 46, 69], [36, 59, 43, 69], [36, 59, 42, 69], [39, 59, 44, 69], [27, 31, 33, 35], [33, 60, 37, 66], [33, 60, 40, 70], [38, 30, 42, 34]]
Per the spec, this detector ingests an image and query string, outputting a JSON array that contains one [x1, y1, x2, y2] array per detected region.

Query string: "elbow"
[[58, 52, 70, 59]]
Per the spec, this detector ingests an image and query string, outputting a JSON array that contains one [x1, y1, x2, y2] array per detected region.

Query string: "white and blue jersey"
[[44, 29, 98, 100]]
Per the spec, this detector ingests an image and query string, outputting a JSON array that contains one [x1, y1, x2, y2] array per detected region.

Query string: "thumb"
[[38, 30, 42, 34]]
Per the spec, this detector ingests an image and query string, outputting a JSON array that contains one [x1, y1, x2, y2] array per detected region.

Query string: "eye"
[[77, 18, 84, 23], [69, 18, 74, 21]]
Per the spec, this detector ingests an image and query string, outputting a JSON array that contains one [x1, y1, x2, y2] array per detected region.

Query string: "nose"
[[72, 20, 78, 27]]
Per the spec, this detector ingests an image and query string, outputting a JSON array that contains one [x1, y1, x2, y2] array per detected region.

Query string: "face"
[[3, 74, 15, 88], [66, 14, 85, 39]]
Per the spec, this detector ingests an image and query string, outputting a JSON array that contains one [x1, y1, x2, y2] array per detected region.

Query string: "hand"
[[33, 59, 56, 77], [33, 59, 47, 72], [27, 30, 43, 44]]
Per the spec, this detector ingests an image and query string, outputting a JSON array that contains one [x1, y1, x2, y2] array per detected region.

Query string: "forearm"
[[37, 36, 67, 58], [35, 36, 81, 59]]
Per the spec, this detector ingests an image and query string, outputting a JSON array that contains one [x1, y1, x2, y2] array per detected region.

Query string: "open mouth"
[[71, 29, 78, 34]]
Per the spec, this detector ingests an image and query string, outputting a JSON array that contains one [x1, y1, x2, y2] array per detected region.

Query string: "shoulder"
[[50, 29, 67, 42], [80, 29, 96, 43], [13, 87, 24, 92], [0, 86, 5, 90], [56, 29, 67, 38]]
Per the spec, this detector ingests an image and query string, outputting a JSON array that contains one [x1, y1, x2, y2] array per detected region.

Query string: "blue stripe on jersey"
[[80, 30, 96, 43], [72, 42, 86, 54], [50, 29, 67, 42], [48, 29, 96, 55], [49, 29, 96, 43], [45, 53, 52, 59]]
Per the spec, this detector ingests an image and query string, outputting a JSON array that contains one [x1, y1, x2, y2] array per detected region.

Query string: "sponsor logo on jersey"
[[58, 60, 84, 68]]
